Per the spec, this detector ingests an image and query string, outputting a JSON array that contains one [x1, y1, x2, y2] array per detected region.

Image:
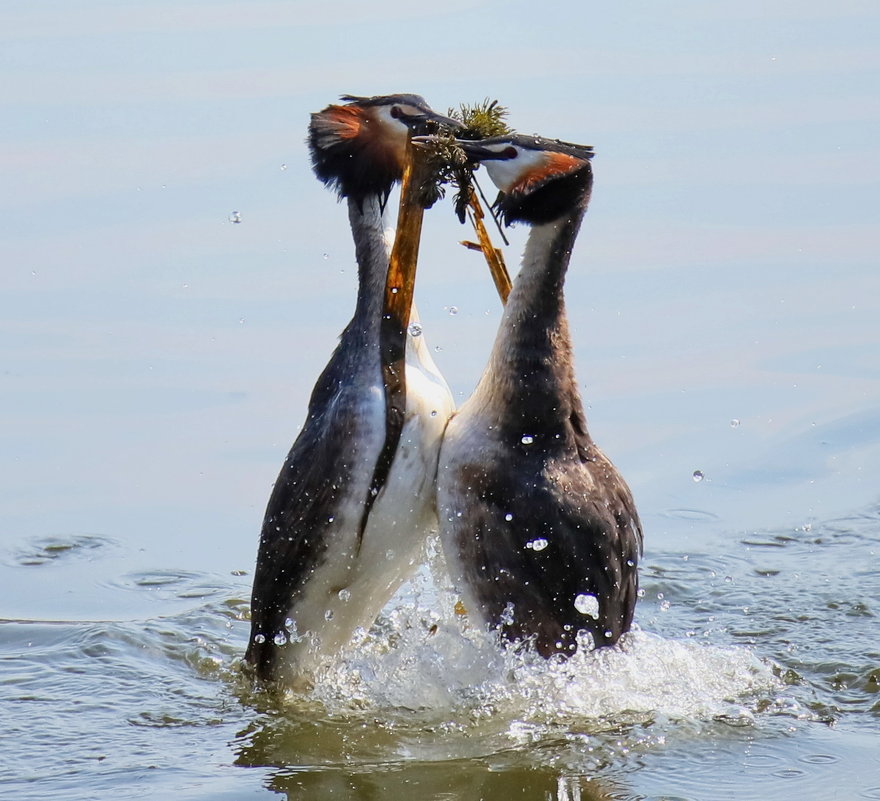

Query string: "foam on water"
[[286, 542, 779, 733]]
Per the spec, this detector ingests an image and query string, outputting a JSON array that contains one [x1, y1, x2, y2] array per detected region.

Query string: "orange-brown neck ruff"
[[309, 104, 405, 203], [508, 152, 584, 198], [498, 158, 593, 227]]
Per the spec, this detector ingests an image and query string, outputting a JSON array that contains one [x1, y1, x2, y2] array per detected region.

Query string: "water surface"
[[2, 1, 879, 798]]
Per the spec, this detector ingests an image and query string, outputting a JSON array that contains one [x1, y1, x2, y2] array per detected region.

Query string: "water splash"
[[287, 544, 779, 733]]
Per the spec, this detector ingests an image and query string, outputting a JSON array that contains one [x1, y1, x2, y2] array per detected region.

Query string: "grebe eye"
[[503, 146, 518, 159], [389, 106, 402, 119]]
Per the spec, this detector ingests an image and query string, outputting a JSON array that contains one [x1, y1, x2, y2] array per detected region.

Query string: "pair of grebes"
[[245, 94, 642, 688]]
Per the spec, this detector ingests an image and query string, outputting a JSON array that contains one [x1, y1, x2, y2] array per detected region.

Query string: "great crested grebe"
[[436, 134, 642, 658], [246, 94, 458, 686]]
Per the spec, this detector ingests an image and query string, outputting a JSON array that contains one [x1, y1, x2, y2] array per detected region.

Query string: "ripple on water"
[[7, 534, 117, 567], [104, 569, 230, 602]]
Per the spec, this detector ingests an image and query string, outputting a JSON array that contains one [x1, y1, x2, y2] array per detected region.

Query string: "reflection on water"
[[1, 504, 879, 798], [263, 761, 616, 801]]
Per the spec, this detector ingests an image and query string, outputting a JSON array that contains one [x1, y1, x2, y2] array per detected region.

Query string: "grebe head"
[[308, 93, 460, 204], [458, 134, 595, 226]]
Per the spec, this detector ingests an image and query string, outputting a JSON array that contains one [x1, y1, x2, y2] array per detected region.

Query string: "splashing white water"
[[295, 540, 778, 731]]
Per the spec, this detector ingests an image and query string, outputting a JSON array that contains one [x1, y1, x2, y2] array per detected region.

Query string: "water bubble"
[[253, 633, 266, 644], [229, 211, 242, 224], [338, 589, 351, 603], [408, 322, 423, 337], [692, 470, 704, 483], [273, 631, 288, 646], [504, 513, 514, 522], [730, 418, 741, 428], [448, 306, 459, 316], [352, 626, 368, 643], [527, 538, 548, 552], [574, 593, 599, 617], [521, 435, 534, 445], [324, 609, 334, 621]]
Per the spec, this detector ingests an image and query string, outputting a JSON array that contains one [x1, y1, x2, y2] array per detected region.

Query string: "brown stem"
[[465, 189, 511, 304]]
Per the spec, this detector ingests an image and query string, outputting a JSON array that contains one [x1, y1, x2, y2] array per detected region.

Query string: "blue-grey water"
[[2, 2, 879, 799]]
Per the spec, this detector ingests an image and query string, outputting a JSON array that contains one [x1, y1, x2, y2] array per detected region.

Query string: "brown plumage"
[[437, 135, 642, 658]]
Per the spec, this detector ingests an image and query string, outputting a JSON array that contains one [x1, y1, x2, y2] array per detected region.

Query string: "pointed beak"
[[396, 109, 463, 134], [455, 139, 514, 162]]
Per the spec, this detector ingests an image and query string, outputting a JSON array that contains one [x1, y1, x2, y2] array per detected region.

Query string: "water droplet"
[[659, 600, 671, 612], [692, 470, 704, 482], [521, 435, 534, 445], [434, 345, 443, 352], [338, 589, 351, 602], [499, 602, 515, 625], [527, 538, 548, 552], [327, 515, 334, 523], [253, 633, 266, 644], [385, 549, 395, 561], [391, 286, 399, 294], [322, 252, 329, 260], [280, 163, 288, 171], [574, 593, 599, 617], [448, 306, 459, 316], [284, 618, 293, 628], [238, 317, 246, 325], [504, 513, 514, 522], [408, 322, 423, 337], [324, 609, 334, 621], [730, 418, 741, 428], [273, 631, 287, 646], [430, 410, 438, 417], [229, 211, 242, 224]]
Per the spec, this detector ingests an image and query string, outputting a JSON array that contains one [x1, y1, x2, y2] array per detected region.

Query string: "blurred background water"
[[2, 1, 879, 799]]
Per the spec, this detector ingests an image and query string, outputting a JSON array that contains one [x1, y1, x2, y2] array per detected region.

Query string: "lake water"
[[2, 2, 879, 799]]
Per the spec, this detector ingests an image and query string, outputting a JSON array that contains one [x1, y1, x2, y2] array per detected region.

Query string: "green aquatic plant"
[[413, 99, 513, 221], [449, 98, 513, 140]]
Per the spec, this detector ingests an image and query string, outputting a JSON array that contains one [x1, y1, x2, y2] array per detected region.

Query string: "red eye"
[[503, 146, 518, 159], [389, 106, 402, 119]]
